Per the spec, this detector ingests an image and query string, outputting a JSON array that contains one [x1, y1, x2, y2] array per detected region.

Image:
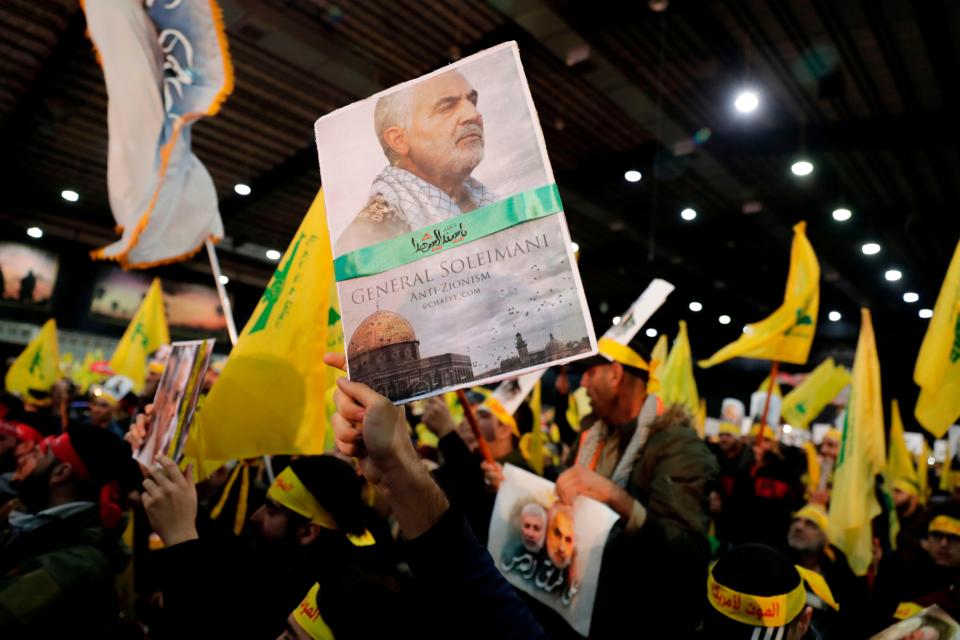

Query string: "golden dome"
[[348, 310, 418, 357]]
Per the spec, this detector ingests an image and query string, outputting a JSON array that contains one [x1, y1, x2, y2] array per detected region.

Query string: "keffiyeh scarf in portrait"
[[370, 165, 498, 230]]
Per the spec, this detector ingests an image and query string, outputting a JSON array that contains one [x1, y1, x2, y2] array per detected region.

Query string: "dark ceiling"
[[1, 0, 958, 418]]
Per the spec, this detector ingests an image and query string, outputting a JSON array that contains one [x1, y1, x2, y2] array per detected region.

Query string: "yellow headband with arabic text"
[[707, 566, 806, 627], [268, 467, 376, 547], [291, 583, 334, 640], [793, 504, 829, 534], [929, 515, 960, 537]]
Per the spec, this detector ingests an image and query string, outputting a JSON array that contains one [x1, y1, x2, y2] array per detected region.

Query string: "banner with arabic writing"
[[314, 42, 595, 403], [488, 464, 618, 637]]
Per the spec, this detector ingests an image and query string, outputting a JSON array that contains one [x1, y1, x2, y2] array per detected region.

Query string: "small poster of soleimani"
[[314, 41, 595, 403], [488, 464, 619, 637]]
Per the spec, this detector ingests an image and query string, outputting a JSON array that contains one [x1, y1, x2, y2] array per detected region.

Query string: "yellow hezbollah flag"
[[110, 278, 169, 393], [323, 279, 344, 452], [694, 398, 707, 439], [528, 380, 544, 475], [782, 358, 851, 429], [887, 400, 917, 490], [647, 333, 668, 395], [828, 309, 886, 576], [700, 222, 819, 367], [660, 321, 699, 414], [194, 190, 335, 460], [917, 439, 930, 505], [5, 319, 59, 400], [914, 239, 960, 438], [756, 372, 783, 398]]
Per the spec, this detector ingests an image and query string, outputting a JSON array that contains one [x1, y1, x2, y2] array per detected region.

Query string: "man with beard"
[[784, 503, 866, 636], [335, 70, 497, 255], [871, 501, 960, 631], [502, 502, 549, 581], [554, 334, 718, 638], [0, 422, 135, 635], [145, 454, 402, 639]]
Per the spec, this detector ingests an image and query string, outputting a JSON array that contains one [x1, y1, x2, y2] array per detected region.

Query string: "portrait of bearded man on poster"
[[502, 501, 580, 607], [335, 70, 498, 255]]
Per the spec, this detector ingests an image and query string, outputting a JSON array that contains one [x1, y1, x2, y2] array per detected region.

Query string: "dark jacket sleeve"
[[434, 432, 495, 544], [404, 508, 548, 640]]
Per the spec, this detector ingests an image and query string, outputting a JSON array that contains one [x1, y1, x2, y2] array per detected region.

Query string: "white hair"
[[521, 502, 547, 522], [373, 87, 415, 163]]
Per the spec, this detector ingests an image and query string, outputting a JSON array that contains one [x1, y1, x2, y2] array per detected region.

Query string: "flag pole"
[[756, 360, 780, 446], [457, 389, 495, 465], [205, 240, 274, 484], [205, 240, 238, 347]]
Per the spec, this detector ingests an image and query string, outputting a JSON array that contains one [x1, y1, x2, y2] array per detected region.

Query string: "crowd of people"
[[0, 333, 957, 639]]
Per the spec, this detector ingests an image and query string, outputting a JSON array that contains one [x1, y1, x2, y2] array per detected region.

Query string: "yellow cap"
[[597, 337, 649, 371], [479, 397, 519, 437], [718, 422, 741, 437], [892, 477, 920, 498], [929, 515, 960, 537], [749, 423, 777, 441], [824, 429, 842, 443]]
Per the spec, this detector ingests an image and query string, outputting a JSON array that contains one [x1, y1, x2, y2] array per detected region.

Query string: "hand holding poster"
[[488, 464, 618, 636], [314, 42, 595, 403], [134, 339, 214, 467]]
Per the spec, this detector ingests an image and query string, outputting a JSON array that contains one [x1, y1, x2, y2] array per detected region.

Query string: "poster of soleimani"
[[869, 605, 959, 640], [488, 464, 619, 637], [314, 41, 595, 403]]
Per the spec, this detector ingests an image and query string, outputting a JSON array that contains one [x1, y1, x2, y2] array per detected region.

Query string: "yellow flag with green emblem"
[[194, 190, 335, 460], [323, 279, 344, 451], [660, 321, 699, 414], [914, 239, 960, 438], [700, 222, 819, 367], [110, 278, 169, 392], [828, 309, 886, 576], [887, 399, 917, 489], [917, 439, 930, 505], [528, 380, 544, 474], [782, 358, 851, 429], [647, 333, 668, 395], [5, 319, 59, 400]]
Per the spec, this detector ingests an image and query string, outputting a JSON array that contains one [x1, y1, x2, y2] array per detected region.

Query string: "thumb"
[[323, 352, 346, 371], [184, 463, 195, 486]]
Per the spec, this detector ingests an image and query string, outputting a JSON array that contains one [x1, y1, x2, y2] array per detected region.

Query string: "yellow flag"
[[756, 373, 783, 398], [647, 333, 668, 394], [700, 222, 819, 367], [887, 400, 917, 489], [828, 309, 886, 576], [5, 319, 59, 400], [526, 380, 544, 474], [660, 321, 699, 414], [782, 358, 851, 429], [914, 239, 960, 438], [110, 278, 170, 393], [917, 439, 930, 505], [194, 190, 335, 460], [323, 279, 344, 452], [694, 398, 706, 439]]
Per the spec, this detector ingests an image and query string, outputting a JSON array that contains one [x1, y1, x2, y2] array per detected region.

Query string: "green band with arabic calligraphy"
[[334, 183, 562, 281]]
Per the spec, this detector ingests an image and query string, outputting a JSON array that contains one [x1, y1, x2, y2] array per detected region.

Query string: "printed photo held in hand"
[[314, 42, 595, 404], [488, 464, 618, 636], [134, 339, 214, 467], [869, 605, 960, 640]]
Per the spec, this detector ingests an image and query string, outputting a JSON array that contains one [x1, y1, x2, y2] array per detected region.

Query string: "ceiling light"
[[718, 314, 731, 325], [790, 160, 814, 176], [919, 308, 933, 319], [61, 189, 79, 202], [218, 275, 229, 285], [645, 327, 658, 338], [571, 242, 580, 253], [234, 183, 251, 196], [680, 208, 697, 221], [26, 227, 43, 239], [885, 269, 902, 282], [265, 249, 282, 261], [734, 90, 759, 113], [861, 243, 881, 256], [929, 457, 936, 466], [624, 170, 642, 183], [832, 208, 852, 222], [828, 311, 841, 322], [689, 301, 703, 312], [903, 292, 919, 303], [783, 425, 793, 434], [612, 316, 621, 326]]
